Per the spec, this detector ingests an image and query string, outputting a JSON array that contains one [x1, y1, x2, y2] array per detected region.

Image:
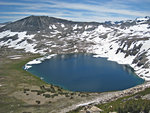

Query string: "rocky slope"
[[0, 15, 150, 80]]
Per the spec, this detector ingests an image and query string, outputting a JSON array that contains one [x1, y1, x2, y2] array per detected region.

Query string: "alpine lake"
[[26, 53, 144, 92]]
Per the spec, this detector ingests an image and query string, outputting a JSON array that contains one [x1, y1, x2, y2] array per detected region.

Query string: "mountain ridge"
[[0, 15, 101, 33]]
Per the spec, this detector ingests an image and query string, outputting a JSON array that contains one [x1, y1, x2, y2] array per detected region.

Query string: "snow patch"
[[0, 25, 5, 28], [7, 55, 22, 59], [96, 25, 111, 33], [10, 57, 21, 59], [52, 25, 57, 29], [61, 24, 65, 28], [73, 24, 78, 30], [24, 54, 57, 70]]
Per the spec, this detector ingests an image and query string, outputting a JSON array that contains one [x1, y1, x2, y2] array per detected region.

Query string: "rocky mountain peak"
[[0, 16, 72, 33], [0, 16, 101, 34]]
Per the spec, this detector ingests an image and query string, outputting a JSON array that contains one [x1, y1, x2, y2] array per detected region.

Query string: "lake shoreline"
[[25, 52, 147, 81], [24, 53, 145, 92]]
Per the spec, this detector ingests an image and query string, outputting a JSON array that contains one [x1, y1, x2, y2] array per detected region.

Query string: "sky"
[[0, 0, 150, 23]]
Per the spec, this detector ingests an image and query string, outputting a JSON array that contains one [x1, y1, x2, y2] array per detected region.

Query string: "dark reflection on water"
[[27, 53, 144, 92]]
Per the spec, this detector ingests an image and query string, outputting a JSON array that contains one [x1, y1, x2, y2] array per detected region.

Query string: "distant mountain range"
[[0, 15, 150, 80]]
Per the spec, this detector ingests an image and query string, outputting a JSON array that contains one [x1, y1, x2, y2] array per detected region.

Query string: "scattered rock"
[[142, 94, 150, 100], [35, 100, 40, 104], [80, 106, 103, 113]]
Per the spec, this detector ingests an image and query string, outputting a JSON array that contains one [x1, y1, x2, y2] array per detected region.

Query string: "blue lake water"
[[26, 54, 144, 92]]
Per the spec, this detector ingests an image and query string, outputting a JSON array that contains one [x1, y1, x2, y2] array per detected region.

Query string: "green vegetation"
[[97, 99, 150, 113], [96, 88, 150, 113], [0, 54, 43, 113], [68, 87, 150, 113]]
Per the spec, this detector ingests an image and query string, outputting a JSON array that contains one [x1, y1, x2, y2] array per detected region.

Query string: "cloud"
[[0, 1, 30, 6], [0, 12, 51, 15], [0, 16, 25, 19], [0, 11, 71, 19], [0, 0, 149, 22], [47, 1, 150, 17]]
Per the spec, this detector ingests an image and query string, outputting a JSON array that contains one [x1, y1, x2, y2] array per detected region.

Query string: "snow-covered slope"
[[0, 16, 150, 80]]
